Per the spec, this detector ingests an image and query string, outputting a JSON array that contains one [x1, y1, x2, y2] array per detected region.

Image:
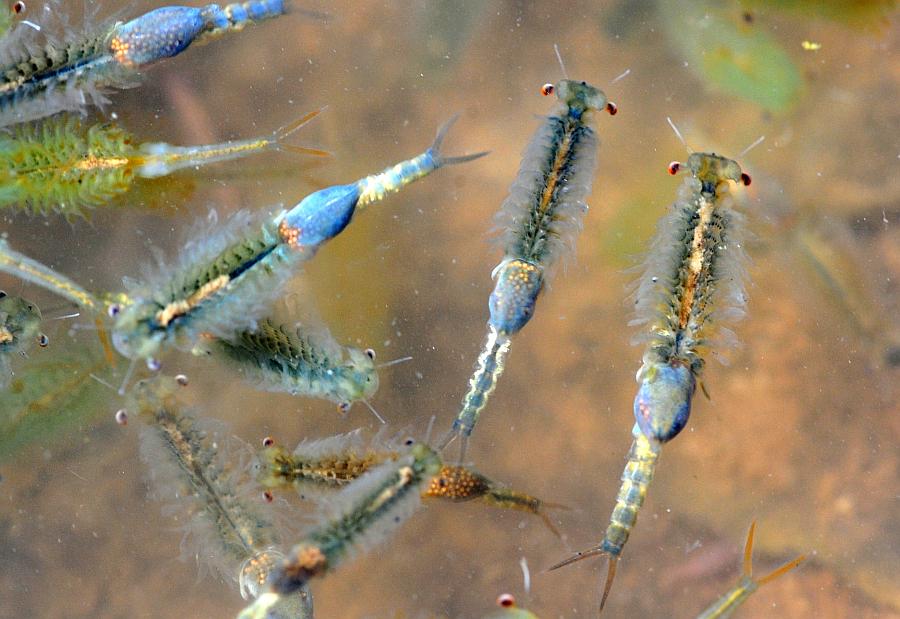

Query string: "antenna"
[[362, 399, 386, 424], [666, 116, 692, 154], [611, 68, 631, 84], [739, 135, 765, 158], [553, 44, 569, 79], [376, 355, 413, 369]]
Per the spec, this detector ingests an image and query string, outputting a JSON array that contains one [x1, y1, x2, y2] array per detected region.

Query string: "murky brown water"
[[1, 1, 898, 617]]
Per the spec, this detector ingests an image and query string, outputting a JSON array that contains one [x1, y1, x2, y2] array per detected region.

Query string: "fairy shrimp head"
[[670, 152, 751, 196], [333, 347, 380, 411], [542, 79, 616, 120]]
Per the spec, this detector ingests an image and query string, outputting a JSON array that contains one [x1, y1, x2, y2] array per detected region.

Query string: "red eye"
[[497, 593, 515, 608], [605, 101, 617, 115], [263, 491, 274, 503], [262, 436, 275, 447], [541, 83, 554, 96], [667, 161, 681, 175], [740, 172, 752, 186], [12, 1, 25, 14]]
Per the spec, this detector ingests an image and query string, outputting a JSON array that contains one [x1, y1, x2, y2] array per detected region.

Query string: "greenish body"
[[132, 377, 278, 567], [217, 318, 378, 410], [265, 443, 441, 596], [113, 218, 293, 361], [0, 292, 41, 355], [0, 117, 138, 216], [0, 350, 106, 462]]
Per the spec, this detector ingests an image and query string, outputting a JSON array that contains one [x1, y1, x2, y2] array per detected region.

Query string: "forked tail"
[[430, 114, 490, 168], [695, 521, 806, 619], [548, 426, 661, 613]]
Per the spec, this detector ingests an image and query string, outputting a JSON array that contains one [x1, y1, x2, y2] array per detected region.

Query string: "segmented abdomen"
[[600, 426, 660, 557]]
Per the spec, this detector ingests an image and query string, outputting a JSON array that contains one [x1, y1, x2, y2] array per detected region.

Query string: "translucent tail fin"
[[743, 520, 806, 587], [271, 107, 331, 158], [548, 549, 618, 613], [430, 114, 489, 168]]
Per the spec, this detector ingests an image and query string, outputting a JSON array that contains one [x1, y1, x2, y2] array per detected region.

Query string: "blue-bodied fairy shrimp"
[[549, 121, 758, 613], [438, 47, 620, 460], [0, 1, 288, 126]]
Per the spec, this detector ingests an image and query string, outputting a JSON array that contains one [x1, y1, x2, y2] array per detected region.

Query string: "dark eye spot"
[[37, 333, 49, 347], [364, 348, 376, 361]]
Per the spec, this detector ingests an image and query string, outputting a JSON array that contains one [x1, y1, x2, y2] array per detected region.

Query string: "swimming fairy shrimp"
[[113, 114, 484, 366], [130, 375, 282, 584], [0, 109, 325, 216], [256, 430, 396, 494], [424, 464, 566, 537], [236, 440, 440, 615], [0, 1, 287, 126], [274, 114, 487, 257], [257, 432, 563, 534], [439, 54, 617, 458], [0, 290, 46, 386], [549, 135, 754, 613], [695, 522, 805, 618], [212, 317, 383, 421]]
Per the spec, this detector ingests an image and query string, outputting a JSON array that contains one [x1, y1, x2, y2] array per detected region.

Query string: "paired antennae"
[[553, 44, 569, 79], [739, 135, 765, 159]]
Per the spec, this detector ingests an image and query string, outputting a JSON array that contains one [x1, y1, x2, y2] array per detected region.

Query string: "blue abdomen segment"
[[110, 8, 206, 67], [203, 1, 286, 31], [279, 184, 362, 249], [633, 361, 696, 442], [488, 259, 544, 335]]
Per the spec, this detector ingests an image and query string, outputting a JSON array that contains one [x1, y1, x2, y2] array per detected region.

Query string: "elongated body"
[[550, 152, 753, 612], [441, 78, 615, 454], [696, 522, 804, 619], [275, 115, 487, 256], [0, 110, 323, 216], [257, 430, 394, 493], [255, 442, 441, 598], [215, 317, 378, 413], [0, 120, 484, 366], [131, 375, 280, 581], [257, 433, 561, 533], [0, 1, 285, 126], [424, 464, 564, 537]]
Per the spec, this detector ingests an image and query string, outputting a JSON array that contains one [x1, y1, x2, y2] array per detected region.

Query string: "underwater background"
[[0, 0, 898, 617]]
